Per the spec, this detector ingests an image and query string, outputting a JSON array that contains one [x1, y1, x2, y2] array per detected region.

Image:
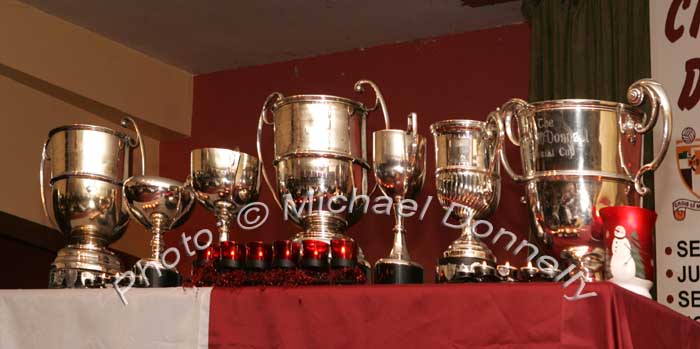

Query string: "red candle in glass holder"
[[272, 240, 296, 269], [330, 238, 356, 268], [246, 241, 270, 270], [301, 240, 329, 269], [217, 241, 246, 270]]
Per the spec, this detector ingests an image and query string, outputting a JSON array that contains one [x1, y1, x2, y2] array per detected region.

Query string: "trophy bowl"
[[42, 122, 141, 288], [190, 147, 260, 242], [373, 113, 427, 284], [256, 80, 390, 243], [123, 175, 195, 286], [431, 114, 503, 282], [499, 78, 672, 281]]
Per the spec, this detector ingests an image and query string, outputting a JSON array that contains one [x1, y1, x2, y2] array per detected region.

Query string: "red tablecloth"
[[209, 282, 700, 348]]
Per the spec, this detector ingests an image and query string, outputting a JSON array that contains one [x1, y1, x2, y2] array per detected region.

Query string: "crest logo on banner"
[[673, 127, 700, 220]]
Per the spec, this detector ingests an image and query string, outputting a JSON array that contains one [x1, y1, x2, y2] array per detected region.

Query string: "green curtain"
[[522, 0, 650, 103], [522, 0, 654, 211]]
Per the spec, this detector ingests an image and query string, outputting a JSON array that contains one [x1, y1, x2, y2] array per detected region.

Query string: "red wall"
[[160, 23, 531, 280]]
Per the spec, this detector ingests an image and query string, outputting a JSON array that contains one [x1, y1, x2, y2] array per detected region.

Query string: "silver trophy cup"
[[431, 113, 503, 282], [123, 176, 194, 287], [256, 80, 390, 243], [42, 118, 143, 288], [499, 79, 672, 281], [373, 113, 427, 284], [190, 148, 261, 243]]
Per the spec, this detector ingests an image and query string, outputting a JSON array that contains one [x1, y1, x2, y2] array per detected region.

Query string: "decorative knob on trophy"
[[41, 117, 144, 288], [372, 113, 427, 284], [190, 148, 261, 243], [123, 173, 195, 287], [430, 113, 503, 283]]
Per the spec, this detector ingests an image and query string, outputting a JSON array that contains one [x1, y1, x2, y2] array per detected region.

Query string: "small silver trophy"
[[123, 175, 194, 287], [372, 113, 426, 284]]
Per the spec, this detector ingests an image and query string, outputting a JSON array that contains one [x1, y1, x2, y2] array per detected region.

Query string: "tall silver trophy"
[[123, 124, 194, 287], [499, 79, 672, 281], [373, 113, 427, 284], [256, 80, 390, 244], [430, 114, 503, 282], [42, 118, 143, 288], [190, 148, 260, 243]]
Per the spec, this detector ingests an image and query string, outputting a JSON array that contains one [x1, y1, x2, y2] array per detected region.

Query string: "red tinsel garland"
[[185, 262, 367, 287]]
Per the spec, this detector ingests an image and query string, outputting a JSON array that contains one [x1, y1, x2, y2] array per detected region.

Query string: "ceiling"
[[20, 0, 524, 75]]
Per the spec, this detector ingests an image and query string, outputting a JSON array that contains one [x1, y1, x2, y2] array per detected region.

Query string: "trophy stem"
[[216, 206, 233, 242], [149, 213, 166, 262], [388, 201, 411, 261], [456, 215, 476, 244]]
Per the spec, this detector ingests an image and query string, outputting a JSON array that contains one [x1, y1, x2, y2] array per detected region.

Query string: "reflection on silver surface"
[[256, 80, 390, 242], [431, 113, 503, 281], [190, 147, 260, 242], [43, 119, 142, 288], [499, 79, 672, 281]]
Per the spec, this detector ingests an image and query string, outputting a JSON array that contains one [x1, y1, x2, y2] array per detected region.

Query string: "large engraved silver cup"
[[499, 79, 672, 281], [123, 176, 194, 287], [41, 118, 143, 288], [373, 113, 427, 284], [190, 148, 260, 242], [256, 80, 390, 242], [431, 113, 503, 282]]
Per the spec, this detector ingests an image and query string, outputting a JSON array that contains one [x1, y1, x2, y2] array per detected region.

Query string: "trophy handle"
[[485, 111, 504, 177], [39, 138, 58, 230], [624, 78, 673, 196], [120, 116, 146, 176], [498, 98, 529, 182], [257, 92, 284, 209], [353, 79, 391, 129]]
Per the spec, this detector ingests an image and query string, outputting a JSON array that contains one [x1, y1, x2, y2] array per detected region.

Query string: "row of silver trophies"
[[41, 78, 671, 288]]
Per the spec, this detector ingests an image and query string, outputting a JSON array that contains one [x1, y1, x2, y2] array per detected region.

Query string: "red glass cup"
[[217, 241, 246, 270], [330, 238, 356, 268], [272, 240, 296, 269], [599, 206, 656, 298], [300, 240, 329, 269], [246, 241, 271, 270]]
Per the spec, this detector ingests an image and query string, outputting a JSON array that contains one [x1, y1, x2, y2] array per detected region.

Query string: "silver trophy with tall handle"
[[42, 117, 143, 288], [373, 113, 427, 284], [431, 113, 503, 282], [498, 79, 672, 281], [256, 80, 390, 245]]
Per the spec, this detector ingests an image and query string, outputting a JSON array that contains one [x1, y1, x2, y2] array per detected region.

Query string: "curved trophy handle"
[[256, 92, 284, 210], [485, 111, 504, 177], [354, 79, 390, 129], [498, 98, 529, 182], [623, 79, 673, 196], [120, 116, 146, 176], [39, 138, 58, 230]]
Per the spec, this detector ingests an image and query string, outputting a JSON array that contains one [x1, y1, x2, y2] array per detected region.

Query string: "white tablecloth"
[[0, 287, 212, 348]]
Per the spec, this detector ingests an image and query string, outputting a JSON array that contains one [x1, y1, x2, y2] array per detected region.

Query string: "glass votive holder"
[[330, 238, 356, 268], [272, 240, 296, 269], [518, 262, 540, 282], [216, 241, 246, 270], [300, 240, 329, 270], [474, 261, 497, 282], [539, 267, 562, 282], [246, 241, 271, 270]]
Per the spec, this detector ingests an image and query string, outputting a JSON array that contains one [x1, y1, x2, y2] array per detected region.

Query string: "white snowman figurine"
[[609, 225, 653, 298]]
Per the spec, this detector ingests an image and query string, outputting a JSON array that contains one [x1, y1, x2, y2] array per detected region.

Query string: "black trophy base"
[[374, 262, 423, 284], [138, 267, 182, 287], [436, 256, 495, 283]]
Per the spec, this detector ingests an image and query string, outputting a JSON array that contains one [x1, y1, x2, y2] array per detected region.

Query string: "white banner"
[[651, 0, 700, 322]]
